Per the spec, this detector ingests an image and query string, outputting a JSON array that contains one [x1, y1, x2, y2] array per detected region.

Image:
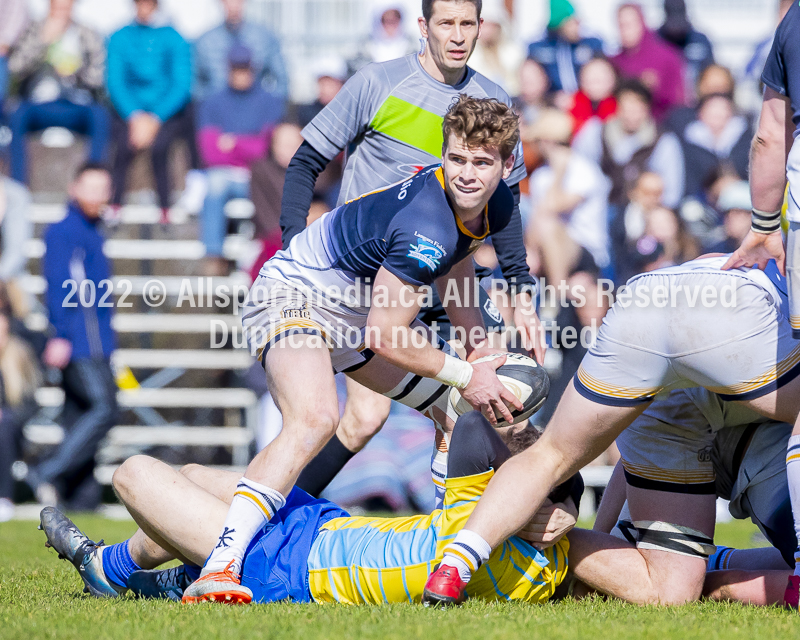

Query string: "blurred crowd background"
[[0, 0, 785, 520]]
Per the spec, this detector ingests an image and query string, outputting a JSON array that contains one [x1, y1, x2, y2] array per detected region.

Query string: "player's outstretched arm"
[[722, 88, 792, 274], [366, 266, 521, 425]]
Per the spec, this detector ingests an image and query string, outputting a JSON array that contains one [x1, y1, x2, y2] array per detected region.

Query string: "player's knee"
[[285, 409, 340, 455], [112, 455, 158, 499], [179, 463, 203, 481], [340, 394, 390, 442]]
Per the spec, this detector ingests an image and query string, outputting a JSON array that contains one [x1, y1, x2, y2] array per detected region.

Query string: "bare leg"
[[118, 464, 243, 569], [460, 380, 646, 547], [567, 528, 689, 604], [248, 335, 340, 495], [112, 456, 230, 566], [337, 378, 392, 452], [703, 570, 790, 606], [623, 486, 715, 603]]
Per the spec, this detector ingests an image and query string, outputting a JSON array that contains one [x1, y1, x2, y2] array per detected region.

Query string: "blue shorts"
[[240, 487, 349, 603]]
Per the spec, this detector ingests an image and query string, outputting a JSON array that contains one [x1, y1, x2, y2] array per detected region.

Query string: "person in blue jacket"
[[107, 0, 199, 221], [27, 162, 119, 509]]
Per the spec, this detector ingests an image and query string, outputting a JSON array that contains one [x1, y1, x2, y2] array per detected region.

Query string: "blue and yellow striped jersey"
[[307, 470, 569, 604]]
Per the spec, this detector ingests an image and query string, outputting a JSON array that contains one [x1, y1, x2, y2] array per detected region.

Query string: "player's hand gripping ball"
[[449, 353, 550, 427]]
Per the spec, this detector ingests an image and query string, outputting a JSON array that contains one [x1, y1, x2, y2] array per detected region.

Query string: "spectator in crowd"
[[568, 56, 617, 137], [609, 170, 664, 280], [194, 0, 288, 101], [28, 163, 118, 510], [657, 0, 714, 100], [107, 0, 199, 223], [8, 0, 108, 185], [665, 63, 735, 135], [611, 3, 685, 121], [0, 0, 28, 116], [708, 180, 752, 254], [527, 0, 603, 96], [295, 57, 347, 128], [468, 1, 524, 96], [572, 79, 685, 209], [514, 58, 549, 126], [348, 4, 416, 74], [197, 44, 284, 275], [0, 177, 32, 281], [526, 109, 610, 288], [249, 122, 339, 275], [0, 308, 42, 522], [643, 205, 698, 266], [514, 60, 551, 187], [676, 92, 752, 200]]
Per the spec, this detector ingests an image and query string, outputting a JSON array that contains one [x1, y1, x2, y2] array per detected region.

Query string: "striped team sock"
[[202, 478, 286, 577], [786, 435, 800, 576], [440, 530, 492, 583], [431, 429, 448, 511]]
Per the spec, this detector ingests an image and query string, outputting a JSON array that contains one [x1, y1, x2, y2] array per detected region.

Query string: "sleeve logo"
[[408, 240, 443, 271]]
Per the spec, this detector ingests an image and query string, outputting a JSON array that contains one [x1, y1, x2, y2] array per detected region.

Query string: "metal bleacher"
[[22, 201, 261, 486]]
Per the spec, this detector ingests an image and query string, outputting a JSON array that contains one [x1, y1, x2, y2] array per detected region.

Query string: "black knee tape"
[[618, 520, 716, 558]]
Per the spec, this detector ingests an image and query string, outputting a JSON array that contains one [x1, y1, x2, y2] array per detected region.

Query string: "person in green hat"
[[528, 0, 604, 95]]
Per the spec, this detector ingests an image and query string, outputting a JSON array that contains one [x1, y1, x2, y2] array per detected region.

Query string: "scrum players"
[[179, 95, 535, 603], [423, 253, 800, 606]]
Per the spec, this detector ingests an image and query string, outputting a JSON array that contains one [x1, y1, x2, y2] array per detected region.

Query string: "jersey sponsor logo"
[[398, 178, 414, 200], [280, 302, 312, 320], [408, 239, 444, 271], [697, 446, 712, 463]]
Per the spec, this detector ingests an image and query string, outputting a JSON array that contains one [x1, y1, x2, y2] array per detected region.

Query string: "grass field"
[[1, 514, 797, 640]]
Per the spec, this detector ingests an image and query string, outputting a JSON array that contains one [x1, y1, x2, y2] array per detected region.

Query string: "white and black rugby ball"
[[448, 353, 550, 427]]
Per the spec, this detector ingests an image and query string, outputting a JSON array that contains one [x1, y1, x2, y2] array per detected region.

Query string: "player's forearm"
[[750, 130, 789, 213], [593, 461, 626, 534], [367, 323, 448, 379], [280, 141, 330, 249]]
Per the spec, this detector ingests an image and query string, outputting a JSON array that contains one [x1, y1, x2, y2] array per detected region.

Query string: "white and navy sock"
[[202, 477, 286, 577], [786, 435, 800, 576], [440, 529, 492, 583], [431, 429, 448, 511]]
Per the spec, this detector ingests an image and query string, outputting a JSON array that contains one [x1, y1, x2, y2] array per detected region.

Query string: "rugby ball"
[[448, 353, 550, 427]]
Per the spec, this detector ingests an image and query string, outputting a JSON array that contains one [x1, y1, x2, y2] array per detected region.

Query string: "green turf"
[[0, 515, 796, 640]]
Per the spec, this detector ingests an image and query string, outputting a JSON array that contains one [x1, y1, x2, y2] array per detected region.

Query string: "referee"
[[722, 1, 800, 607], [279, 0, 545, 499]]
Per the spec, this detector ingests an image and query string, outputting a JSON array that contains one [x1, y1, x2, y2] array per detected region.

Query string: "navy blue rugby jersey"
[[272, 164, 514, 288]]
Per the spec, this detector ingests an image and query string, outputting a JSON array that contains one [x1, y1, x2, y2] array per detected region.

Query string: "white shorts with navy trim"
[[574, 258, 800, 406]]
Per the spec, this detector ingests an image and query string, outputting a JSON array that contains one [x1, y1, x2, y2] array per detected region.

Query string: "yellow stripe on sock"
[[234, 489, 275, 519]]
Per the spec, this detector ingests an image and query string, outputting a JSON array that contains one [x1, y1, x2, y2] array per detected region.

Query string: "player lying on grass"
[[423, 255, 800, 606], [184, 95, 546, 603], [41, 412, 589, 604]]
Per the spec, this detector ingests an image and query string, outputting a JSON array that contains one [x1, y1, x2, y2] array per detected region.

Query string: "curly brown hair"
[[442, 94, 520, 161]]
